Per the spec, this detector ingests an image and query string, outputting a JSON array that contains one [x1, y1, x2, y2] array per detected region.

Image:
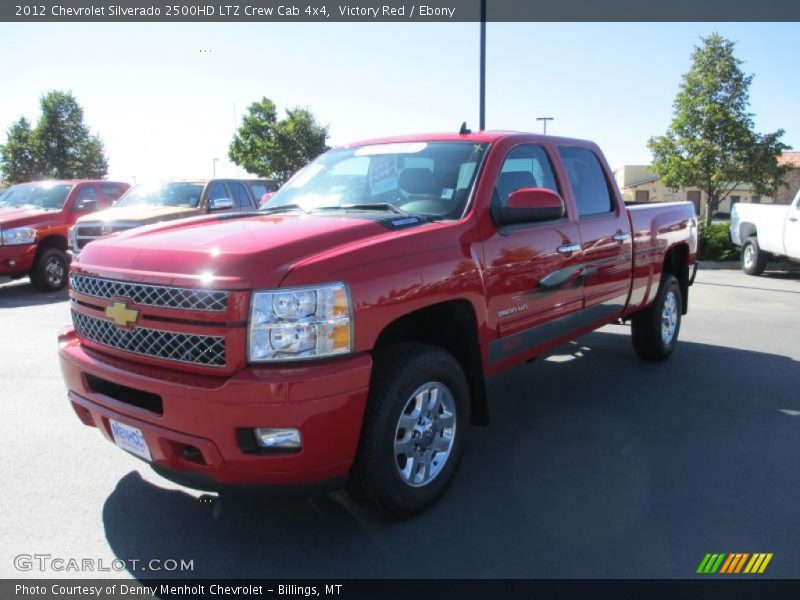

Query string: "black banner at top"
[[3, 0, 800, 22]]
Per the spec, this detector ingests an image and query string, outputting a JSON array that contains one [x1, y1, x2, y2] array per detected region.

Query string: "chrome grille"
[[70, 274, 229, 312], [72, 310, 226, 367]]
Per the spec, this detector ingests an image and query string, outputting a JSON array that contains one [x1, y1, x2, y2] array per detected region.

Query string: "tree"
[[648, 34, 790, 225], [34, 91, 108, 179], [229, 98, 329, 184], [0, 117, 39, 183]]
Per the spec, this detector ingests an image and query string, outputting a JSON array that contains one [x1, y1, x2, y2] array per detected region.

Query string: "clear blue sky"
[[0, 22, 797, 181]]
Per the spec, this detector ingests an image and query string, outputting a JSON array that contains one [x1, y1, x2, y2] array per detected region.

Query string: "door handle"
[[558, 243, 581, 255], [790, 217, 798, 222], [612, 231, 631, 242]]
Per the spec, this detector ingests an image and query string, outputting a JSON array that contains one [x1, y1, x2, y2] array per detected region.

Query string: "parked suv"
[[70, 179, 277, 253], [0, 180, 129, 291]]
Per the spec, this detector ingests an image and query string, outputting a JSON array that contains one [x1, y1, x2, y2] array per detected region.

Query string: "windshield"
[[116, 182, 205, 208], [0, 183, 73, 211], [264, 141, 488, 219]]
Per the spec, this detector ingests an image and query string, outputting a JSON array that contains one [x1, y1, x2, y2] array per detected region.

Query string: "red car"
[[59, 131, 697, 516], [0, 180, 129, 291]]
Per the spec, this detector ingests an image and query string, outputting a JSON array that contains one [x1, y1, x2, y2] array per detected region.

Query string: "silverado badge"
[[105, 301, 139, 328]]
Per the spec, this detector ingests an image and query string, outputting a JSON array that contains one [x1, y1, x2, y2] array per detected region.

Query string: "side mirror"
[[209, 197, 234, 211], [492, 187, 565, 226]]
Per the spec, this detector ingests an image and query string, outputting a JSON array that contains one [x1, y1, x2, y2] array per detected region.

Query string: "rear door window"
[[229, 182, 253, 209], [558, 147, 615, 217], [100, 183, 126, 205]]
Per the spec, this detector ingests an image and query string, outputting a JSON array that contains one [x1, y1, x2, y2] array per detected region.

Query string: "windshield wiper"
[[315, 203, 436, 221], [258, 203, 309, 215]]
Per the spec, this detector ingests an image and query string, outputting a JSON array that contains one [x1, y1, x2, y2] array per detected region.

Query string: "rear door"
[[558, 146, 632, 318], [482, 143, 584, 364], [785, 194, 800, 259]]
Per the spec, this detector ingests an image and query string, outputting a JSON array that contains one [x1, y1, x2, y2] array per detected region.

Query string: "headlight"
[[1, 226, 37, 245], [248, 282, 352, 362]]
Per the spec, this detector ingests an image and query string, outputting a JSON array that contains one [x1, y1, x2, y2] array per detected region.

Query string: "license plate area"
[[109, 419, 152, 461]]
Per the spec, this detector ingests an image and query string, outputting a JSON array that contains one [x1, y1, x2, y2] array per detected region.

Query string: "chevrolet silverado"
[[59, 131, 697, 516]]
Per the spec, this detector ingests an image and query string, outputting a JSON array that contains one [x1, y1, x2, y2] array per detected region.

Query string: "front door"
[[482, 143, 584, 365]]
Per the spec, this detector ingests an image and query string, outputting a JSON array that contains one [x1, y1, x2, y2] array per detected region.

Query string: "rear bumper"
[[0, 244, 37, 276], [58, 327, 372, 488]]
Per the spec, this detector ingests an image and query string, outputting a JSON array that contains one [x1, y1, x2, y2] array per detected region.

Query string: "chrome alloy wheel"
[[45, 256, 65, 288], [744, 244, 756, 268], [394, 381, 457, 488], [661, 290, 679, 345]]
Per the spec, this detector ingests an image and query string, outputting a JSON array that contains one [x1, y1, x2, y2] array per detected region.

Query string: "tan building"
[[775, 151, 800, 204], [613, 165, 771, 218]]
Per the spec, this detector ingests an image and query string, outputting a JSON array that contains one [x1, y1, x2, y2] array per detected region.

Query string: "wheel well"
[[373, 300, 489, 425], [35, 235, 68, 259], [739, 222, 757, 243], [662, 243, 689, 315]]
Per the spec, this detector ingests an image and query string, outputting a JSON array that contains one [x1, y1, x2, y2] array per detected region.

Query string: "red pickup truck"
[[58, 131, 697, 516], [0, 180, 129, 291]]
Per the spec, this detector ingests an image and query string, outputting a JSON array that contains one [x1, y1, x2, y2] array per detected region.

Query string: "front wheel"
[[30, 247, 68, 292], [631, 274, 682, 361], [348, 343, 470, 517]]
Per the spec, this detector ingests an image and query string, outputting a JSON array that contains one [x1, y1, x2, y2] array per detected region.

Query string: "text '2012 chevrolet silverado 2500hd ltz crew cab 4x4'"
[[58, 131, 697, 516]]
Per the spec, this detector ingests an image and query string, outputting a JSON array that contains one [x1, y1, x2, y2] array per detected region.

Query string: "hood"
[[77, 204, 199, 225], [74, 212, 400, 289], [0, 207, 61, 229]]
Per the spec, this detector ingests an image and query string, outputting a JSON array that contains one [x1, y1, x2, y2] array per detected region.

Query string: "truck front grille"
[[70, 274, 229, 312], [72, 310, 226, 367]]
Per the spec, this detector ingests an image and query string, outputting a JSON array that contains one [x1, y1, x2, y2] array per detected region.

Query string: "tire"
[[741, 237, 767, 276], [30, 247, 68, 292], [348, 343, 470, 518], [631, 274, 682, 361]]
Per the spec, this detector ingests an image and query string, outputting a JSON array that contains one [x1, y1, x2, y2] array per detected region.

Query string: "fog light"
[[254, 428, 302, 449]]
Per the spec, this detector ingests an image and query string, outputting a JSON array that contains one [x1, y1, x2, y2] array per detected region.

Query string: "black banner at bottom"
[[4, 579, 800, 600]]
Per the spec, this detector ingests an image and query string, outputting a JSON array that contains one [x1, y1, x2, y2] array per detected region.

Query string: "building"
[[613, 165, 770, 218], [775, 151, 800, 204]]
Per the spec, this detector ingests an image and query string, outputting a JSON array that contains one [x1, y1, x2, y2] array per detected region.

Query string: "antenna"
[[459, 122, 472, 135]]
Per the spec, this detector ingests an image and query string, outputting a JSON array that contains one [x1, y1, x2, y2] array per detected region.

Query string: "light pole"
[[212, 158, 219, 178], [536, 117, 554, 135], [479, 0, 486, 131]]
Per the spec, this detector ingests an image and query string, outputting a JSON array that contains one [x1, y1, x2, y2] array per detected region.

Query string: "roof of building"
[[778, 151, 800, 167], [622, 174, 660, 188]]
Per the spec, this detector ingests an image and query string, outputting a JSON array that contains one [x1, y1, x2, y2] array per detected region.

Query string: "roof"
[[623, 174, 661, 188], [778, 151, 800, 167], [341, 130, 594, 148], [14, 179, 125, 186]]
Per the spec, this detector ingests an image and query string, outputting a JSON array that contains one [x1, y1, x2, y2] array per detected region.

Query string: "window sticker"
[[369, 155, 398, 196], [356, 142, 428, 156], [441, 188, 454, 200]]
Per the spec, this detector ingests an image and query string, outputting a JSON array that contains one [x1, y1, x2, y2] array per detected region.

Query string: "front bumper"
[[0, 243, 37, 276], [58, 327, 372, 489]]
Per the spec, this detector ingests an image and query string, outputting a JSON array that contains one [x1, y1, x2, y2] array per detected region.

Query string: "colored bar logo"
[[697, 553, 773, 574]]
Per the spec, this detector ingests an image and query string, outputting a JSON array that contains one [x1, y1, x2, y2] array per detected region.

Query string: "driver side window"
[[493, 145, 558, 208]]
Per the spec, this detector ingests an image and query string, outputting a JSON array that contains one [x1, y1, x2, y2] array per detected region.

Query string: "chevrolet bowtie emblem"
[[105, 301, 139, 327]]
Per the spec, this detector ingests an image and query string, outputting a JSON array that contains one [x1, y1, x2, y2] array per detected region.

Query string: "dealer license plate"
[[109, 419, 151, 461]]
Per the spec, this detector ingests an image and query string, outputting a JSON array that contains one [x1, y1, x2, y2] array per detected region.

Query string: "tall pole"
[[479, 0, 486, 131], [212, 158, 219, 178], [536, 116, 554, 135]]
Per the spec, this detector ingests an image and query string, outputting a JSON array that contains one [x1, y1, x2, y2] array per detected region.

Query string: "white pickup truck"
[[730, 190, 800, 275]]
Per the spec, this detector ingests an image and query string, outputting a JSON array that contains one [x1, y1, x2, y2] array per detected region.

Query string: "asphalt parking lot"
[[1, 267, 798, 579]]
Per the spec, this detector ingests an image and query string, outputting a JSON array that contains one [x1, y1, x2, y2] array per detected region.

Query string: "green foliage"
[[648, 34, 790, 226], [0, 117, 38, 183], [0, 91, 108, 184], [229, 98, 329, 184], [698, 222, 738, 261]]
